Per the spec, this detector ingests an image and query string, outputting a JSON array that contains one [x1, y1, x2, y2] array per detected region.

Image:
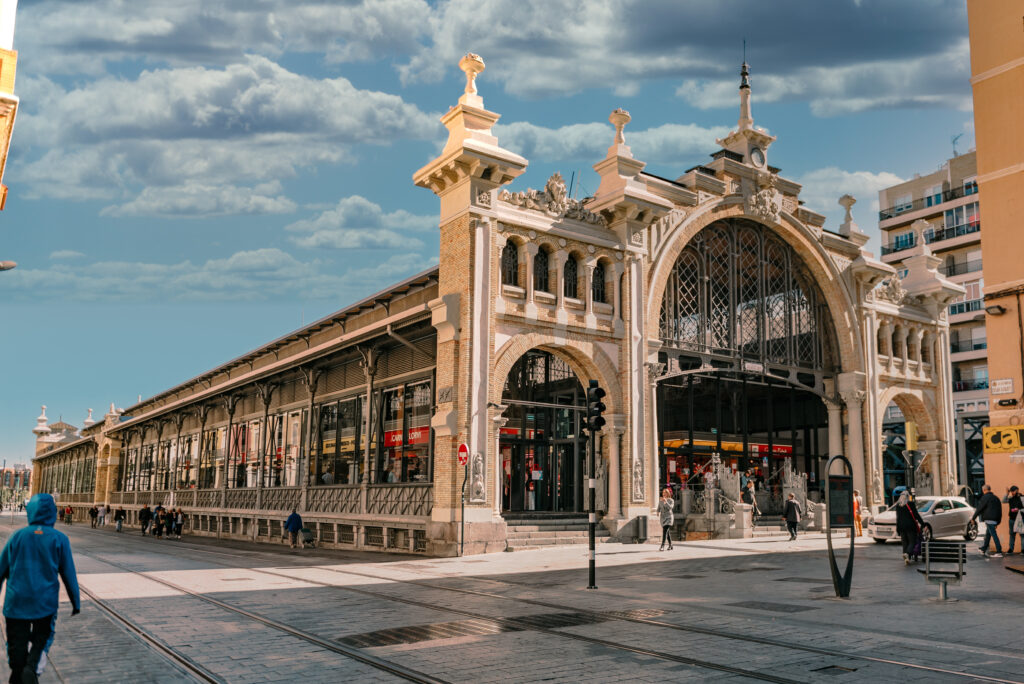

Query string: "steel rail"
[[75, 551, 447, 684], [56, 528, 1024, 684]]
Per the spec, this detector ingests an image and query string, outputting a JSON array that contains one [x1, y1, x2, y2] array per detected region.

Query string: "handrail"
[[879, 184, 976, 220]]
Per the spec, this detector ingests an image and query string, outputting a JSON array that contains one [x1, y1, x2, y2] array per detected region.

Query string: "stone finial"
[[458, 53, 485, 106], [839, 194, 855, 223], [33, 405, 51, 436], [910, 218, 933, 256], [83, 408, 95, 427], [837, 193, 868, 246], [610, 108, 631, 145], [109, 402, 116, 415]]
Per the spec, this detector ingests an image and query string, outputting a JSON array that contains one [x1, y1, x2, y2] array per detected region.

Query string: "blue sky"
[[0, 0, 975, 465]]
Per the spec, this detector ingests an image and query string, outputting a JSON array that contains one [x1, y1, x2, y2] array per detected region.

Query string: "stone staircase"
[[752, 515, 789, 537], [503, 513, 611, 551]]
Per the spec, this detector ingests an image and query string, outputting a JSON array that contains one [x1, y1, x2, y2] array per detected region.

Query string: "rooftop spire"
[[738, 60, 753, 130], [33, 405, 50, 436]]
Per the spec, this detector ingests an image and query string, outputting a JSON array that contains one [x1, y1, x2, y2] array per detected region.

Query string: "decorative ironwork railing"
[[261, 487, 302, 512], [175, 491, 196, 508], [150, 490, 171, 507], [306, 485, 360, 514], [109, 491, 127, 504], [366, 484, 433, 517], [136, 491, 153, 506], [57, 492, 94, 504], [196, 489, 221, 508], [224, 488, 257, 510]]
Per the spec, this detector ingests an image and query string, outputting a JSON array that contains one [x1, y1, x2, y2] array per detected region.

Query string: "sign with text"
[[457, 443, 469, 467], [827, 474, 854, 528], [991, 378, 1014, 395], [983, 425, 1024, 453]]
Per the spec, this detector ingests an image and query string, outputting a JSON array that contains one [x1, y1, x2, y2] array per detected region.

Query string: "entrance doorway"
[[500, 350, 586, 514]]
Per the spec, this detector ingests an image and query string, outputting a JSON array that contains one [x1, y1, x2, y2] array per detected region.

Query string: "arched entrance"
[[499, 349, 587, 514], [656, 217, 838, 508]]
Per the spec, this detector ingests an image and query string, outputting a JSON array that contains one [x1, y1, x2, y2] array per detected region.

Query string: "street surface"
[[1, 514, 1022, 683]]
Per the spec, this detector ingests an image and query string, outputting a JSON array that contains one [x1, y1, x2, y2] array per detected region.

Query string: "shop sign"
[[407, 426, 429, 445], [983, 425, 1024, 453], [991, 378, 1014, 396]]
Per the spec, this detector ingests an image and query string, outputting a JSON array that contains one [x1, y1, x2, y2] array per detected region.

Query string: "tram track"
[[42, 527, 1024, 684]]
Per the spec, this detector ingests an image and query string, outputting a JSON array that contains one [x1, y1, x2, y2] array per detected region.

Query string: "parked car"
[[866, 496, 978, 544]]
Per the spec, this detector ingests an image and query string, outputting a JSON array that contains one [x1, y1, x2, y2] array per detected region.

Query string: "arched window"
[[592, 262, 606, 303], [501, 242, 519, 287], [564, 256, 578, 299], [534, 248, 550, 293]]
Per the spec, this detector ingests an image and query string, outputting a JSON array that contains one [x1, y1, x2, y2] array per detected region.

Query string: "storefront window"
[[228, 423, 249, 488], [371, 381, 433, 484], [404, 381, 432, 482]]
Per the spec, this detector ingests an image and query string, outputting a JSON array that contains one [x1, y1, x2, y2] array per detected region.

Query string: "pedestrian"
[[658, 488, 674, 551], [63, 506, 73, 525], [1003, 486, 1021, 555], [895, 491, 924, 564], [853, 489, 864, 537], [153, 509, 165, 539], [783, 493, 801, 540], [173, 509, 184, 539], [88, 506, 97, 529], [138, 505, 152, 535], [96, 504, 106, 527], [0, 493, 81, 684], [284, 508, 303, 549], [114, 507, 126, 533], [973, 483, 1004, 558], [741, 480, 760, 522]]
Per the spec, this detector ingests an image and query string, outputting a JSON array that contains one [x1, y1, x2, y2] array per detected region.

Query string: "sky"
[[0, 0, 976, 465]]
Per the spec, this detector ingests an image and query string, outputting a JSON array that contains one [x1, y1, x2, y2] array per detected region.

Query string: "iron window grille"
[[592, 262, 606, 304], [534, 249, 550, 292], [501, 242, 519, 286], [564, 257, 578, 299]]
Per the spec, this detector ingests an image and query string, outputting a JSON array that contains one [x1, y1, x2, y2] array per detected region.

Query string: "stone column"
[[490, 405, 509, 518], [840, 389, 867, 497], [523, 242, 538, 306], [824, 396, 843, 458], [606, 422, 625, 519]]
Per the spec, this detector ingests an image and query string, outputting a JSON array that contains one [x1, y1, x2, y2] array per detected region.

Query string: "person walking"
[[658, 488, 674, 551], [114, 507, 126, 533], [173, 509, 184, 540], [783, 493, 801, 540], [284, 508, 303, 549], [63, 507, 73, 526], [741, 480, 760, 522], [96, 504, 106, 528], [1003, 486, 1021, 555], [154, 509, 166, 539], [138, 505, 152, 535], [853, 490, 864, 537], [895, 491, 924, 564], [973, 483, 1004, 558], [0, 493, 81, 684], [88, 507, 98, 529]]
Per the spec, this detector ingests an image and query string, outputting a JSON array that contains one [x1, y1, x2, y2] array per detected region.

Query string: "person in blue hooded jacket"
[[0, 493, 81, 684]]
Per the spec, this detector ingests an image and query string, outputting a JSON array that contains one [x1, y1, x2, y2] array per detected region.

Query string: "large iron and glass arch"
[[659, 217, 835, 380], [656, 218, 838, 512]]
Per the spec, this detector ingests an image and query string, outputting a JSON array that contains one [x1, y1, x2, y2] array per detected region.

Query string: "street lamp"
[[0, 260, 15, 271]]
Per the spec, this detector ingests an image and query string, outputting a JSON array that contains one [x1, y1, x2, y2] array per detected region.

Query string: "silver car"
[[867, 496, 978, 544]]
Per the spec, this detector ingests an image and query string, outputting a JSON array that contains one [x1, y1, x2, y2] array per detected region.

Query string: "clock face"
[[750, 147, 765, 167]]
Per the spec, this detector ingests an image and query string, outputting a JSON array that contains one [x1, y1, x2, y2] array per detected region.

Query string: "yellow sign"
[[905, 421, 918, 451], [982, 425, 1024, 453]]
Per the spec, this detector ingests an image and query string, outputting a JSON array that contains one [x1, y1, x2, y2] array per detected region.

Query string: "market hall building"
[[30, 56, 965, 555]]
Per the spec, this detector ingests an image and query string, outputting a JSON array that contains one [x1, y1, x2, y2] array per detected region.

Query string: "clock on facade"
[[750, 147, 765, 167]]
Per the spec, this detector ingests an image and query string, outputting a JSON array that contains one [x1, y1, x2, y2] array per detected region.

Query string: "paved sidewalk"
[[1, 519, 1022, 683]]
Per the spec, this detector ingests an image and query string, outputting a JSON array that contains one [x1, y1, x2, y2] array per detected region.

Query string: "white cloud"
[[0, 247, 437, 302], [795, 166, 905, 248], [13, 56, 440, 215], [678, 41, 972, 117], [496, 121, 729, 165], [49, 250, 85, 260], [286, 195, 434, 250]]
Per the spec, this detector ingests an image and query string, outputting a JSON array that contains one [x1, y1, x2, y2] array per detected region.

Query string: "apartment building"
[[878, 150, 985, 492]]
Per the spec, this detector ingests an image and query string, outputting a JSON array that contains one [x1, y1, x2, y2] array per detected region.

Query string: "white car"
[[867, 496, 978, 544]]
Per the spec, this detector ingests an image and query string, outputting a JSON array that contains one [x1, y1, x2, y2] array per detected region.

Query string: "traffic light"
[[586, 379, 606, 432]]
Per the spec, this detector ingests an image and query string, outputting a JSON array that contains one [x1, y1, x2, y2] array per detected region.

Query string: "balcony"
[[950, 339, 987, 353], [881, 222, 981, 257], [879, 184, 976, 220], [954, 378, 989, 392], [949, 299, 983, 316], [941, 259, 983, 277]]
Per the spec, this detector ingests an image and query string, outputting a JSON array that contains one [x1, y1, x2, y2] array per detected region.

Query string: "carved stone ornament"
[[470, 451, 486, 502], [476, 190, 491, 207], [873, 278, 920, 306], [498, 172, 607, 226], [632, 454, 644, 502], [745, 173, 780, 224]]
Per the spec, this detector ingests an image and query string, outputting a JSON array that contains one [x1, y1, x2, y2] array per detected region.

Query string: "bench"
[[916, 540, 967, 600]]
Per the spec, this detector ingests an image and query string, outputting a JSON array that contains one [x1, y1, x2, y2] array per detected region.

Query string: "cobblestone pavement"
[[1, 515, 1022, 683]]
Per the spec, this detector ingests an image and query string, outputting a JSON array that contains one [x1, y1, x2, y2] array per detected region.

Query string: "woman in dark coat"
[[895, 491, 924, 564]]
